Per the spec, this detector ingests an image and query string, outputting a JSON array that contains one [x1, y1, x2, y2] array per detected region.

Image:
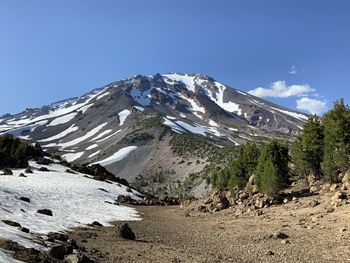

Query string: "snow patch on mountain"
[[38, 124, 78, 143], [47, 112, 77, 127], [62, 152, 84, 162], [92, 146, 138, 166], [58, 123, 108, 149], [162, 73, 196, 92], [85, 144, 98, 150], [118, 109, 131, 126]]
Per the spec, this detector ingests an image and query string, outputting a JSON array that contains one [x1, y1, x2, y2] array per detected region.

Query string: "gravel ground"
[[68, 194, 350, 263]]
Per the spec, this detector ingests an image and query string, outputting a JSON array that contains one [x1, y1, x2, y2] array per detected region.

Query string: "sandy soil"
[[68, 193, 350, 263]]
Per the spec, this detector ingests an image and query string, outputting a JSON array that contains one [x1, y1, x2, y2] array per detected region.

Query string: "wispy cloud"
[[296, 97, 328, 115], [248, 80, 314, 98], [289, 65, 298, 75]]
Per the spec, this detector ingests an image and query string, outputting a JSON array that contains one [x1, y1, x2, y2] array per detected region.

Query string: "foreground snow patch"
[[0, 162, 140, 255]]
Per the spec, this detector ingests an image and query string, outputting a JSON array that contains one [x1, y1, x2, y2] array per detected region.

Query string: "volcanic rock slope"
[[0, 73, 308, 192]]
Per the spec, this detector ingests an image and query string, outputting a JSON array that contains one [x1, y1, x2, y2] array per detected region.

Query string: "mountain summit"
[[0, 73, 308, 195]]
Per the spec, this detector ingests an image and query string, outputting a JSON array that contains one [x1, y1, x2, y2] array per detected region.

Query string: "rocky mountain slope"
[[0, 73, 308, 195]]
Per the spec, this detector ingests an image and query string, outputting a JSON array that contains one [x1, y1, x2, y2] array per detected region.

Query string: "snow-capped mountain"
[[0, 73, 308, 194]]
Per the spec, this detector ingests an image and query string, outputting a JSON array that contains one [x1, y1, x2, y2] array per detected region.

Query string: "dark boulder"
[[117, 223, 136, 240], [37, 209, 53, 216]]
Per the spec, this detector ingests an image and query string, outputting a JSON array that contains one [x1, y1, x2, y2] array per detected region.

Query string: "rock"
[[48, 244, 73, 260], [321, 183, 331, 192], [117, 223, 136, 240], [255, 195, 269, 209], [24, 167, 33, 174], [66, 253, 95, 263], [330, 184, 338, 191], [47, 232, 68, 242], [37, 209, 53, 216], [204, 197, 213, 204], [210, 191, 230, 211], [310, 185, 320, 193], [19, 197, 30, 203], [20, 227, 30, 233], [307, 199, 320, 207], [342, 170, 350, 190], [198, 205, 209, 213], [340, 227, 347, 232], [2, 168, 13, 175], [326, 207, 335, 213], [332, 191, 347, 201], [266, 250, 274, 256], [91, 221, 103, 227], [2, 220, 21, 227], [116, 195, 134, 204], [272, 231, 289, 239], [18, 173, 27, 177], [308, 172, 319, 186], [38, 167, 49, 172], [283, 198, 289, 204], [255, 210, 263, 216], [281, 239, 290, 244], [67, 239, 79, 249]]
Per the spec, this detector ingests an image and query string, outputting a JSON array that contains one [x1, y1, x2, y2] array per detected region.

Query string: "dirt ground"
[[69, 193, 350, 263]]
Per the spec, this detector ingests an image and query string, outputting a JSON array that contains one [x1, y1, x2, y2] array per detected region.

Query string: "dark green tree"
[[255, 140, 289, 196], [322, 99, 350, 181], [291, 115, 324, 178], [211, 142, 260, 190]]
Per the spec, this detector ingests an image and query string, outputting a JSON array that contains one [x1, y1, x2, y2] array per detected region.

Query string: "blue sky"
[[0, 0, 349, 115]]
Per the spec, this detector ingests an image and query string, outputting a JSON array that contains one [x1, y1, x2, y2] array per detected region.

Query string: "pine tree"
[[255, 140, 289, 196], [322, 99, 350, 181], [210, 142, 260, 190], [291, 115, 324, 178]]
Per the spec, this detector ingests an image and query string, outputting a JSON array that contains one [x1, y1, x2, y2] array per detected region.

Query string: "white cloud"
[[296, 97, 328, 115], [289, 66, 298, 75], [248, 81, 315, 98]]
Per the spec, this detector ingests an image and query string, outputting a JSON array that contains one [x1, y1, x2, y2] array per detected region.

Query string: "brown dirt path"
[[68, 198, 350, 263]]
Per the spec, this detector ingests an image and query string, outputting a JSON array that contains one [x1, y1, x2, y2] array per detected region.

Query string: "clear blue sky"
[[0, 0, 349, 115]]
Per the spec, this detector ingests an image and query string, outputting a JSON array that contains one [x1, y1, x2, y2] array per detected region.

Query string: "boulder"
[[48, 244, 73, 260], [342, 170, 350, 190], [210, 191, 229, 211], [37, 209, 53, 216], [332, 191, 347, 201], [198, 205, 209, 213], [2, 168, 13, 175], [310, 185, 321, 193], [19, 197, 31, 203], [20, 227, 30, 233], [2, 220, 21, 227], [24, 167, 33, 174], [117, 223, 136, 240], [271, 231, 289, 239], [47, 232, 68, 242], [254, 195, 269, 209], [330, 184, 338, 191], [66, 253, 95, 263], [91, 221, 103, 227]]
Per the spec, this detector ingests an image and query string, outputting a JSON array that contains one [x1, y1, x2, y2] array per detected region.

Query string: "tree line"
[[210, 99, 350, 196]]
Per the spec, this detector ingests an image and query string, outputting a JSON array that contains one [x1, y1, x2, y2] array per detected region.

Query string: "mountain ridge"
[[0, 72, 308, 196]]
